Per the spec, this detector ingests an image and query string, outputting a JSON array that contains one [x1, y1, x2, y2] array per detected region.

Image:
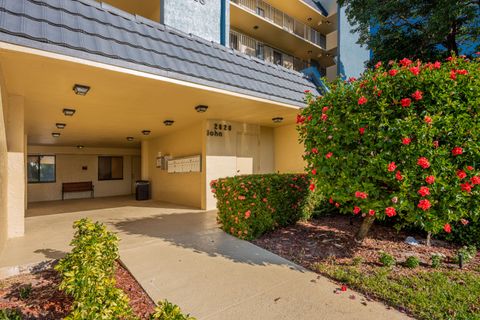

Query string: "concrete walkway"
[[0, 197, 411, 320]]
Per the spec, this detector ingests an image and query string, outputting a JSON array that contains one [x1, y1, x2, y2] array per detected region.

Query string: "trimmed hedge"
[[211, 174, 311, 240]]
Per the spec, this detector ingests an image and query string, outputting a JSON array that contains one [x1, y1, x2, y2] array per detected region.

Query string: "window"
[[230, 33, 239, 50], [256, 7, 265, 17], [273, 51, 283, 65], [27, 155, 56, 183], [256, 43, 265, 59], [98, 156, 123, 181]]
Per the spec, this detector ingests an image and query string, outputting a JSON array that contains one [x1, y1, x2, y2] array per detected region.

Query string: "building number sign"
[[207, 123, 232, 137], [193, 0, 206, 5]]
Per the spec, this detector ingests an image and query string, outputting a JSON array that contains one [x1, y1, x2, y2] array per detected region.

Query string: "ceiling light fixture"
[[141, 130, 151, 136], [272, 117, 284, 123], [253, 25, 259, 30], [63, 108, 76, 116], [307, 17, 312, 21], [52, 132, 61, 138], [195, 105, 208, 113], [126, 137, 134, 141], [56, 123, 66, 129], [163, 120, 175, 126], [73, 84, 90, 96], [77, 145, 84, 149]]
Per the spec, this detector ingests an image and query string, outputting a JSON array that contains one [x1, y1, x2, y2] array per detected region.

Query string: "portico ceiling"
[[0, 47, 302, 148]]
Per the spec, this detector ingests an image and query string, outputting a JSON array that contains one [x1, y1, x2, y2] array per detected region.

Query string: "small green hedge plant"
[[0, 309, 21, 320], [405, 256, 420, 269], [431, 254, 443, 268], [55, 218, 134, 320], [379, 252, 396, 267], [211, 174, 310, 240], [454, 245, 478, 264], [150, 300, 196, 320]]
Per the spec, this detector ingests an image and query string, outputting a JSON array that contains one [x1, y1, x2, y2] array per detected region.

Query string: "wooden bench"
[[62, 181, 94, 200]]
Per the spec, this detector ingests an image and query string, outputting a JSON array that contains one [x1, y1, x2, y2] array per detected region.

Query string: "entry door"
[[131, 156, 141, 194], [236, 133, 260, 175]]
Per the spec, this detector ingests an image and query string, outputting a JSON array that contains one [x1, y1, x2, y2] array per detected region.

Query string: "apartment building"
[[0, 0, 368, 251]]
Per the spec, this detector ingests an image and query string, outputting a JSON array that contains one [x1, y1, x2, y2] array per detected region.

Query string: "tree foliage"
[[338, 0, 480, 63]]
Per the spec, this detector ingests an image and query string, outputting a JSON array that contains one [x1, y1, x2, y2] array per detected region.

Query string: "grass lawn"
[[317, 263, 480, 320]]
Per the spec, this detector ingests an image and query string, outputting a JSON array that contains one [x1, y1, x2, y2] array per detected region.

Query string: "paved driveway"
[[0, 197, 410, 320]]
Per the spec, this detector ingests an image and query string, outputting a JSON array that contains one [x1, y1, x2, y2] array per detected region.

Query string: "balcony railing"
[[230, 30, 309, 72], [231, 0, 326, 48]]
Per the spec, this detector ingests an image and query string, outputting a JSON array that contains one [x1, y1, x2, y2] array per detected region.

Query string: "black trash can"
[[135, 180, 150, 201]]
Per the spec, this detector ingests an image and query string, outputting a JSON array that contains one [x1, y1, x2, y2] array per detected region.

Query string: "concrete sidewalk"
[[0, 197, 411, 320]]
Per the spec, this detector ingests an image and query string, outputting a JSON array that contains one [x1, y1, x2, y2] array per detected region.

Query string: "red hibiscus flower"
[[304, 90, 311, 93], [456, 69, 468, 75], [457, 170, 467, 179], [309, 184, 316, 191], [311, 169, 317, 175], [411, 90, 423, 101], [368, 210, 376, 216], [426, 176, 435, 184], [296, 114, 306, 124], [418, 186, 430, 197], [388, 69, 398, 76], [329, 197, 334, 204], [245, 210, 251, 219], [433, 61, 441, 69], [311, 148, 319, 154], [385, 207, 396, 217], [355, 191, 368, 199], [418, 199, 431, 211], [375, 61, 382, 69], [359, 127, 365, 135], [387, 162, 397, 172], [322, 106, 329, 113], [461, 219, 469, 226], [399, 58, 412, 67], [353, 206, 361, 215], [409, 66, 420, 75], [424, 116, 432, 124], [402, 137, 412, 145], [395, 171, 403, 181], [467, 166, 474, 171], [450, 70, 457, 80], [471, 176, 480, 185], [417, 157, 430, 169], [443, 224, 452, 233], [358, 96, 368, 105], [401, 98, 412, 107], [451, 147, 463, 156], [461, 182, 472, 193], [326, 152, 333, 159], [321, 113, 328, 121], [348, 77, 357, 83]]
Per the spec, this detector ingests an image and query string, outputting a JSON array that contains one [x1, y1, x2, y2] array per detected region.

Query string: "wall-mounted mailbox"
[[167, 155, 201, 173]]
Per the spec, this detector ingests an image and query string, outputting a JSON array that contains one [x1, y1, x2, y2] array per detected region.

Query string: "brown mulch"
[[0, 261, 156, 319], [252, 215, 480, 276]]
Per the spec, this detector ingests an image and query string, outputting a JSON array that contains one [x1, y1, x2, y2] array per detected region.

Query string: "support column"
[[6, 95, 25, 238], [141, 140, 149, 181]]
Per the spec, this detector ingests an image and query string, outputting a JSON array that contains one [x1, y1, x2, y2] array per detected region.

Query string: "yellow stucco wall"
[[148, 123, 204, 209], [0, 66, 8, 253], [274, 123, 306, 173], [27, 146, 141, 202]]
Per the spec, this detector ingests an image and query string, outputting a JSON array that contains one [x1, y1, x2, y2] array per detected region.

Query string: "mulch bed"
[[0, 261, 155, 319], [252, 215, 480, 276]]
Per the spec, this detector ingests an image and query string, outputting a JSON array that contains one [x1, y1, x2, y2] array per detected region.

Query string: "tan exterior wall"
[[0, 66, 8, 253], [274, 124, 305, 173], [27, 146, 140, 202], [147, 123, 204, 208]]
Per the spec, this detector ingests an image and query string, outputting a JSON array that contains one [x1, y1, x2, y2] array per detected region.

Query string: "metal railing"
[[230, 30, 309, 72], [231, 0, 326, 48]]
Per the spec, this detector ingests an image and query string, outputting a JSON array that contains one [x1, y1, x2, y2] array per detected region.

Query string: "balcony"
[[230, 30, 310, 72], [231, 0, 326, 48]]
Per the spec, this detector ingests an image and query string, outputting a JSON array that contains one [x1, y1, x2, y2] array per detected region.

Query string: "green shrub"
[[405, 256, 420, 269], [454, 245, 478, 265], [352, 256, 363, 266], [0, 309, 21, 320], [211, 174, 311, 239], [443, 219, 480, 248], [431, 254, 443, 268], [299, 56, 480, 239], [55, 218, 134, 320], [18, 284, 32, 300], [379, 252, 396, 267], [150, 300, 196, 320]]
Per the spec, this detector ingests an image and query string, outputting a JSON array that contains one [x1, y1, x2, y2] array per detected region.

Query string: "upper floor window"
[[27, 155, 56, 183]]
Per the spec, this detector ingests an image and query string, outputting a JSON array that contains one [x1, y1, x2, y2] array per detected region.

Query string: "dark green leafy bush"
[[55, 218, 134, 320], [431, 254, 443, 268], [150, 300, 196, 320], [379, 252, 396, 267], [443, 219, 480, 247], [211, 174, 310, 239], [0, 309, 21, 320], [405, 256, 420, 269], [454, 245, 478, 265]]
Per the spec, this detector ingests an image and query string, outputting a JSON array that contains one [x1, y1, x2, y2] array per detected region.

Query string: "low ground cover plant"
[[379, 252, 396, 267], [405, 256, 420, 269], [211, 174, 310, 239], [150, 300, 196, 320], [299, 55, 480, 242]]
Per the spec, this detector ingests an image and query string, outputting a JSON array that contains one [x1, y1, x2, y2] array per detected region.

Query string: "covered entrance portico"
[[0, 41, 305, 245]]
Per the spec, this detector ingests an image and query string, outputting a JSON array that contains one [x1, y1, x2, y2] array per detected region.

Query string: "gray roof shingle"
[[0, 0, 319, 106]]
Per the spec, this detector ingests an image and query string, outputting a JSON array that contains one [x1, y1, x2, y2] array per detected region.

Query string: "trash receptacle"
[[135, 180, 150, 201]]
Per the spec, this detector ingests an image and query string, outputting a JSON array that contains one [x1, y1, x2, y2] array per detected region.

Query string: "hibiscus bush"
[[298, 55, 480, 241], [211, 174, 310, 240]]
